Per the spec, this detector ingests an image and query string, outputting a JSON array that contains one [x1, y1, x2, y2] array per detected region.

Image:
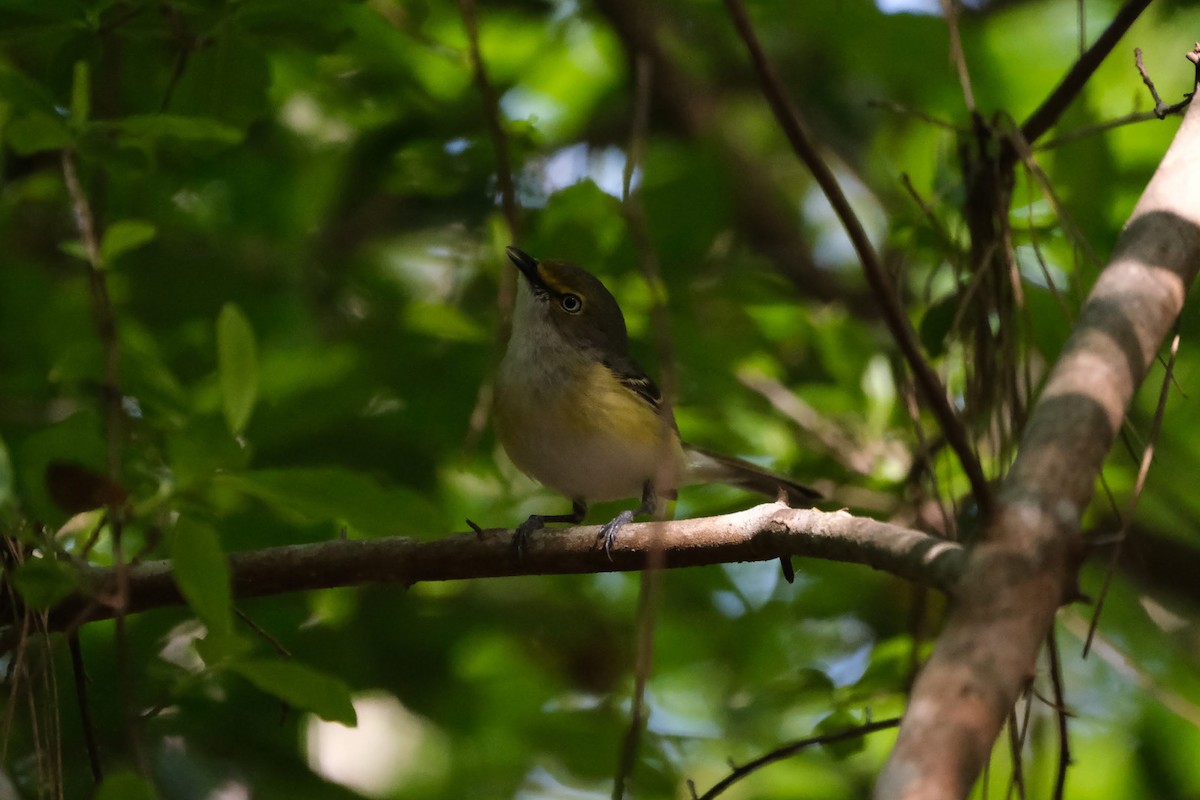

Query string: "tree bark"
[[875, 53, 1200, 800], [31, 505, 963, 634]]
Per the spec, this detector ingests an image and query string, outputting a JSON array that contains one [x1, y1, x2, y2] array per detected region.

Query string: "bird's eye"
[[560, 294, 583, 314]]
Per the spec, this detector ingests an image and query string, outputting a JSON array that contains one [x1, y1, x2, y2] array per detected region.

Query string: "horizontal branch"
[[45, 505, 963, 630]]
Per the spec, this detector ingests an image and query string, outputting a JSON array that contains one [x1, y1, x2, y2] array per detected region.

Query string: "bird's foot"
[[598, 510, 635, 561], [512, 515, 547, 558]]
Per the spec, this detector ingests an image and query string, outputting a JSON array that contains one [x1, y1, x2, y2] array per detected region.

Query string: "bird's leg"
[[599, 481, 658, 560], [513, 499, 587, 556]]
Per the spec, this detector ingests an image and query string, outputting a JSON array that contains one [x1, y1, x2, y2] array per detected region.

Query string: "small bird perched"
[[494, 246, 819, 556]]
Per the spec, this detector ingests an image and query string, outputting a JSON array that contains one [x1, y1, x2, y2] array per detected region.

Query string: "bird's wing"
[[603, 356, 662, 411]]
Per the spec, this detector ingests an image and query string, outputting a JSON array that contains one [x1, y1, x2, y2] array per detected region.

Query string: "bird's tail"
[[682, 443, 821, 505]]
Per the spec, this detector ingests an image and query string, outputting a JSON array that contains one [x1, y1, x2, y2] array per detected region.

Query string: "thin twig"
[[1021, 0, 1153, 143], [695, 717, 902, 799], [722, 0, 993, 519], [63, 147, 144, 774], [868, 98, 968, 132], [612, 52, 671, 800], [1135, 47, 1195, 119], [939, 0, 976, 113], [1083, 332, 1179, 656], [1045, 627, 1071, 800], [234, 607, 293, 658], [68, 634, 103, 783], [457, 0, 520, 252], [1036, 109, 1161, 151], [457, 0, 522, 453]]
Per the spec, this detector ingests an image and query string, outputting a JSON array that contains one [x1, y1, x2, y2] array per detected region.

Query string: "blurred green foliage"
[[2, 0, 1200, 798]]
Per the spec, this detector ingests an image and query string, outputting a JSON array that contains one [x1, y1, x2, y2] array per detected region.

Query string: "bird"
[[493, 245, 820, 557]]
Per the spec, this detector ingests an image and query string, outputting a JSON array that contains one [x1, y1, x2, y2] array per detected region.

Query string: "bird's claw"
[[512, 516, 544, 558], [598, 510, 634, 561]]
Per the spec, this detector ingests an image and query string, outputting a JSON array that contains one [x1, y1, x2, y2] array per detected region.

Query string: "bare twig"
[[612, 51, 670, 800], [457, 0, 522, 453], [877, 48, 1200, 800], [1083, 332, 1179, 656], [457, 0, 521, 253], [234, 607, 293, 658], [722, 0, 993, 519], [1036, 109, 1162, 151], [1136, 47, 1196, 119], [695, 717, 902, 800], [939, 0, 976, 112], [1045, 628, 1071, 800], [1020, 0, 1153, 143], [68, 634, 103, 783], [62, 147, 142, 773]]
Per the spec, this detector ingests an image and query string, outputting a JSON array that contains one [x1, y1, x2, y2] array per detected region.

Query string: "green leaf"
[[918, 295, 959, 358], [194, 628, 251, 666], [230, 659, 357, 725], [0, 436, 12, 509], [813, 710, 868, 760], [219, 467, 442, 537], [100, 220, 157, 265], [170, 518, 233, 637], [404, 302, 486, 342], [217, 303, 259, 436], [11, 557, 79, 610], [6, 111, 71, 155], [108, 115, 243, 146], [0, 66, 59, 115], [96, 772, 157, 800], [70, 60, 90, 126]]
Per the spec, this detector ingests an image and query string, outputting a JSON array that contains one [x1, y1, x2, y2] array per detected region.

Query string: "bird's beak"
[[505, 246, 549, 295]]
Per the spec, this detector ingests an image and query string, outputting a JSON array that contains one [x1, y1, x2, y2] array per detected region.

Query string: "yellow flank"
[[495, 360, 681, 502], [576, 362, 662, 441]]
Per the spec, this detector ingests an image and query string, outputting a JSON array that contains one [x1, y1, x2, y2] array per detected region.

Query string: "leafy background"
[[2, 0, 1200, 797]]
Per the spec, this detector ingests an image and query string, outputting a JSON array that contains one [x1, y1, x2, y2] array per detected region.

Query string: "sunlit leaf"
[[96, 771, 157, 800], [404, 302, 486, 342], [70, 60, 89, 126]]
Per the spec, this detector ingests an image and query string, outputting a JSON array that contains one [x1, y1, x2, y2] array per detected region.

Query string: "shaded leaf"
[[0, 437, 12, 509], [170, 518, 233, 637], [45, 460, 128, 514], [12, 557, 79, 610], [194, 628, 252, 666], [219, 467, 441, 537], [0, 65, 59, 114], [814, 710, 868, 760], [100, 220, 157, 265], [230, 659, 356, 725], [6, 111, 71, 155], [108, 114, 243, 146], [918, 295, 958, 359], [217, 303, 259, 436]]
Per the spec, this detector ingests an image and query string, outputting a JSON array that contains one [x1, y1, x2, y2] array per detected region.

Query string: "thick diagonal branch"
[[876, 51, 1200, 800]]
